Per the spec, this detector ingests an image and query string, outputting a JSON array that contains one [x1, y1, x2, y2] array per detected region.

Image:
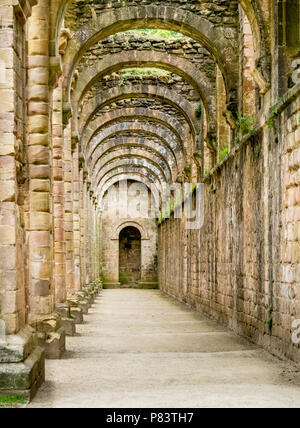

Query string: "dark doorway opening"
[[119, 226, 141, 285]]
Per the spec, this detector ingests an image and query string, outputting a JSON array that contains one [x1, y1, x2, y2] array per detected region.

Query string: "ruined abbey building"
[[0, 0, 299, 400]]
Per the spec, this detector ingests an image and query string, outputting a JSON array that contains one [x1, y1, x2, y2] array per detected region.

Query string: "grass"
[[118, 67, 176, 85], [127, 29, 183, 40], [121, 67, 173, 78], [0, 395, 27, 408]]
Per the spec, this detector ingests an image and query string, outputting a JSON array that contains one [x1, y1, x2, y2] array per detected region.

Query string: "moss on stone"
[[0, 395, 27, 408]]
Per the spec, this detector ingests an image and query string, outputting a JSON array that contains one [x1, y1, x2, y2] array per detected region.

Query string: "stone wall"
[[83, 73, 201, 106], [65, 0, 239, 32], [0, 1, 27, 335], [78, 32, 216, 75], [158, 85, 300, 363], [88, 98, 188, 128]]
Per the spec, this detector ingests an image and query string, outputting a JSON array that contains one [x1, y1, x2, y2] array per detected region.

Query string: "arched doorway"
[[119, 226, 142, 285]]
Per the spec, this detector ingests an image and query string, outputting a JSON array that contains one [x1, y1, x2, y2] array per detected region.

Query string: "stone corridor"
[[29, 289, 300, 408], [0, 0, 300, 405]]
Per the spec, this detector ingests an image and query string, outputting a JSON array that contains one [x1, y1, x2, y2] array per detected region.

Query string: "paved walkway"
[[29, 290, 300, 408]]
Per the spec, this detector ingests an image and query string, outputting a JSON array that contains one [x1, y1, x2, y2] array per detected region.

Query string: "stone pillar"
[[0, 0, 45, 399], [63, 120, 74, 297], [27, 0, 65, 359], [52, 78, 66, 303], [52, 79, 76, 335], [0, 1, 25, 337], [92, 197, 97, 281], [79, 168, 87, 286], [72, 142, 81, 291], [216, 66, 231, 156], [89, 191, 97, 282], [240, 8, 256, 117], [96, 204, 102, 281], [85, 181, 91, 284]]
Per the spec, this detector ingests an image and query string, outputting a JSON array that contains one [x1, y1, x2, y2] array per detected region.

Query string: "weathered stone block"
[[0, 327, 37, 363], [0, 346, 45, 401], [70, 307, 84, 325], [0, 180, 15, 201], [61, 317, 76, 336], [39, 328, 65, 360]]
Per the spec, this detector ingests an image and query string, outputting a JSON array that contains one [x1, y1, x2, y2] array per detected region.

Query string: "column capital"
[[253, 54, 272, 95], [79, 153, 85, 171], [71, 134, 79, 153], [11, 0, 38, 22], [49, 56, 62, 89], [83, 170, 89, 182], [63, 103, 72, 127]]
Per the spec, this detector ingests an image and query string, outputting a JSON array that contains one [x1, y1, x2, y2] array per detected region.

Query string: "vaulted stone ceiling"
[[52, 0, 274, 206], [57, 1, 236, 202]]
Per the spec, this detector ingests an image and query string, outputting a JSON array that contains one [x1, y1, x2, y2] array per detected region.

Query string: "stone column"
[[52, 78, 66, 303], [27, 0, 65, 359], [72, 142, 81, 291], [216, 66, 231, 156], [79, 167, 87, 286], [89, 191, 96, 282], [92, 197, 97, 281], [63, 120, 74, 297], [85, 180, 91, 284], [95, 204, 102, 281], [0, 1, 25, 337], [0, 0, 45, 399], [240, 9, 256, 117]]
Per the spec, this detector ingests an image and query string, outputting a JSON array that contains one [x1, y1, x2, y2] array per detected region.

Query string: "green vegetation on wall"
[[128, 29, 183, 39], [236, 114, 255, 137]]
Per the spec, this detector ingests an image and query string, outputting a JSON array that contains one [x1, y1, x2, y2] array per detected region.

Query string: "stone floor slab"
[[29, 290, 300, 408]]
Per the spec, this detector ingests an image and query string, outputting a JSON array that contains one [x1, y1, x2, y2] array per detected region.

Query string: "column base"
[[68, 296, 89, 315], [35, 313, 66, 360], [0, 327, 45, 400], [39, 328, 66, 359], [56, 304, 77, 336], [104, 282, 159, 289], [103, 282, 121, 289], [82, 287, 95, 305], [137, 282, 159, 289], [61, 317, 76, 336], [70, 307, 84, 324]]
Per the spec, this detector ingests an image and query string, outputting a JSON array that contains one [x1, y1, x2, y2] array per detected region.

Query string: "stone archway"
[[119, 226, 142, 285]]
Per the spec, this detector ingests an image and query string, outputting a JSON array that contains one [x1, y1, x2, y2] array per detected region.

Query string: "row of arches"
[[47, 0, 300, 299], [0, 0, 299, 400], [52, 1, 295, 214]]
